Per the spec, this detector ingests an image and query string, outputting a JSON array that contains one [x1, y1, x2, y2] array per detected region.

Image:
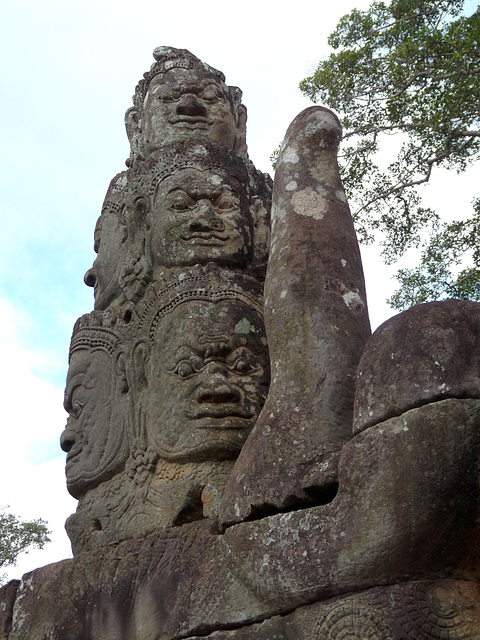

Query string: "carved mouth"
[[181, 233, 228, 245], [170, 117, 209, 128], [186, 407, 253, 421], [66, 446, 82, 465]]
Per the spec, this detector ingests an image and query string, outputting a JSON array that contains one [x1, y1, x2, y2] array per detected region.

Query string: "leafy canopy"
[[300, 0, 480, 309], [0, 507, 50, 582]]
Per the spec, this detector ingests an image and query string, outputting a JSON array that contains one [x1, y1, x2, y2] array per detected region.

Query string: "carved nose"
[[176, 94, 207, 117], [189, 203, 225, 232], [84, 267, 96, 287], [60, 426, 76, 453], [197, 369, 241, 404]]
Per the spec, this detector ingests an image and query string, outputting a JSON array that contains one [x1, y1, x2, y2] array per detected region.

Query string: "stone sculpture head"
[[145, 141, 253, 271], [125, 47, 247, 165], [84, 171, 152, 311], [60, 312, 130, 499], [131, 267, 269, 464]]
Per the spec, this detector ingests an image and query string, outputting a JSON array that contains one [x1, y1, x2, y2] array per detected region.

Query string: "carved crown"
[[135, 264, 264, 345]]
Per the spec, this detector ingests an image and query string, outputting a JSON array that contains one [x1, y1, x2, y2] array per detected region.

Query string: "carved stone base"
[[66, 459, 235, 554]]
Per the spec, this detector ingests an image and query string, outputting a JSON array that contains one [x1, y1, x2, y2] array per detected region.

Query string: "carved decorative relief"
[[65, 265, 269, 553], [4, 46, 480, 640], [312, 603, 394, 640], [125, 46, 247, 165], [60, 311, 131, 499]]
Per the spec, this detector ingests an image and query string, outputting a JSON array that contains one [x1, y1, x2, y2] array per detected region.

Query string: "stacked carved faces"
[[13, 50, 480, 640], [61, 47, 271, 553]]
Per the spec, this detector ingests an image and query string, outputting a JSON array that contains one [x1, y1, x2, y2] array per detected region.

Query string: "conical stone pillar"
[[220, 106, 371, 527]]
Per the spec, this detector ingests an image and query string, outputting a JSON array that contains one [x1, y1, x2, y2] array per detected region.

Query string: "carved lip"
[[66, 446, 82, 465], [196, 418, 251, 430], [186, 407, 253, 421], [181, 233, 228, 244], [170, 117, 209, 128]]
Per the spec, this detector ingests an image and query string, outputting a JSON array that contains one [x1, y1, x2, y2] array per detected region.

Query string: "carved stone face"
[[151, 168, 252, 268], [144, 300, 269, 462], [85, 209, 127, 310], [142, 68, 238, 154], [84, 182, 151, 310], [61, 347, 129, 498]]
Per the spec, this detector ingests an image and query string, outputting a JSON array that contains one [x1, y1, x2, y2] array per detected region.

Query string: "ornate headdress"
[[135, 264, 264, 345], [69, 311, 127, 361], [138, 139, 250, 200], [131, 47, 242, 112]]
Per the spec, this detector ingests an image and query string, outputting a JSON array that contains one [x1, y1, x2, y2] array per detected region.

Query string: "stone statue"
[[147, 141, 254, 273], [131, 267, 268, 464], [60, 311, 130, 498], [64, 266, 269, 554], [83, 171, 152, 311], [3, 47, 480, 640], [125, 46, 247, 166]]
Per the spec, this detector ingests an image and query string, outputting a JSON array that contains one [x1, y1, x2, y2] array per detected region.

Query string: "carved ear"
[[249, 196, 271, 279], [120, 218, 128, 244], [251, 196, 271, 250], [132, 340, 150, 393], [125, 107, 141, 144], [115, 352, 129, 393], [234, 104, 247, 155]]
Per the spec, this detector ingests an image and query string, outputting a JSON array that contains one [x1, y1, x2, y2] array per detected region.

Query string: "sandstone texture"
[[220, 106, 371, 527], [2, 47, 480, 640], [355, 298, 480, 432]]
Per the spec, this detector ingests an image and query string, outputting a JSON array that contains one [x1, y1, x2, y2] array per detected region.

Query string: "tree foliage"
[[0, 507, 50, 581], [299, 0, 480, 309]]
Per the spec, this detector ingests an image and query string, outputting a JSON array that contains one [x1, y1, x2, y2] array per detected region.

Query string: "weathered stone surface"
[[10, 47, 480, 640], [354, 299, 480, 433], [185, 580, 480, 640], [0, 581, 19, 640], [11, 398, 480, 638], [303, 579, 480, 640], [125, 47, 247, 166], [65, 459, 236, 555], [223, 399, 480, 608], [64, 266, 270, 554], [219, 106, 371, 526]]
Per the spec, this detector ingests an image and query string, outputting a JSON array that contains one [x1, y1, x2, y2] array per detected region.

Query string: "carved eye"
[[153, 85, 174, 102], [71, 400, 85, 419], [233, 352, 261, 374], [169, 191, 194, 212], [174, 361, 196, 378], [234, 358, 254, 373], [200, 85, 224, 103], [215, 192, 240, 211], [171, 85, 186, 100]]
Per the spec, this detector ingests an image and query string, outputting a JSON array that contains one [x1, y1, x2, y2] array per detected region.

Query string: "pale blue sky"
[[1, 0, 477, 580]]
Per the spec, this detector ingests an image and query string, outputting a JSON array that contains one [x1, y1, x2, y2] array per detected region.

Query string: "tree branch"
[[353, 147, 453, 216]]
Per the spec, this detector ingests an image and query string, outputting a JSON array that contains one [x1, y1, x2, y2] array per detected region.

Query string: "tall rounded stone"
[[219, 107, 371, 527], [354, 299, 480, 433]]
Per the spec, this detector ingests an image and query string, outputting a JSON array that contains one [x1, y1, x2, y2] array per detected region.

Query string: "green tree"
[[299, 0, 480, 309], [0, 507, 50, 582]]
